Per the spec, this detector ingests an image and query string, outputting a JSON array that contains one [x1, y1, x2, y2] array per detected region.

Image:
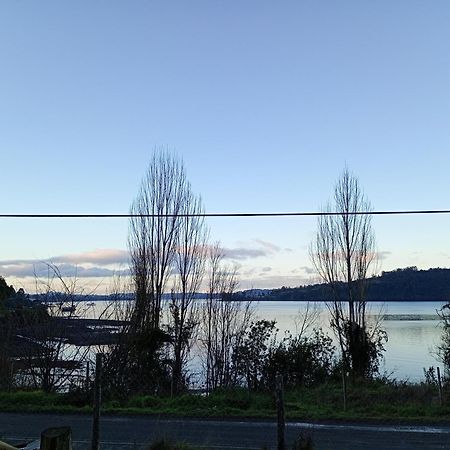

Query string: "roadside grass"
[[0, 390, 91, 413], [1, 381, 449, 422]]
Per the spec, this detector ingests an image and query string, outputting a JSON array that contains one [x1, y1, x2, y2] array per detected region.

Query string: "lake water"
[[82, 300, 447, 382], [250, 301, 445, 382]]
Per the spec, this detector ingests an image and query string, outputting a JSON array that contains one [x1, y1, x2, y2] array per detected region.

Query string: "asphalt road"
[[1, 413, 450, 450]]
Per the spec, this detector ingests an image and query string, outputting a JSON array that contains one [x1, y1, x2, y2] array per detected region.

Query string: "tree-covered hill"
[[236, 267, 450, 302], [0, 277, 15, 303]]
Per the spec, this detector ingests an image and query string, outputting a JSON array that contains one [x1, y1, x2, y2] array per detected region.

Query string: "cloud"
[[223, 247, 267, 260], [236, 267, 257, 277], [0, 249, 130, 279], [0, 249, 129, 267], [253, 239, 281, 253], [221, 239, 287, 261], [300, 266, 316, 275], [377, 251, 391, 260], [0, 262, 130, 279], [261, 266, 272, 273], [52, 249, 129, 265]]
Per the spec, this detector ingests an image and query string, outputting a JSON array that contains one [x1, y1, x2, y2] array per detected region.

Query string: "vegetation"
[[104, 151, 256, 398], [0, 379, 449, 421], [437, 303, 450, 372], [2, 268, 449, 423], [201, 244, 252, 392], [106, 151, 195, 396], [310, 169, 385, 379], [1, 159, 449, 427], [232, 320, 337, 391], [0, 280, 51, 390], [0, 277, 15, 303]]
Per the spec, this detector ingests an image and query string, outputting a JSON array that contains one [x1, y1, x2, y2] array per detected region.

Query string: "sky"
[[0, 1, 449, 293]]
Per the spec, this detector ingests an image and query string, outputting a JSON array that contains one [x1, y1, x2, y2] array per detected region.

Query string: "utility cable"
[[0, 210, 449, 218]]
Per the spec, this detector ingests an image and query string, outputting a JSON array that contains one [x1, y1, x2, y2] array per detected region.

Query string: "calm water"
[[82, 300, 447, 382], [251, 301, 445, 382]]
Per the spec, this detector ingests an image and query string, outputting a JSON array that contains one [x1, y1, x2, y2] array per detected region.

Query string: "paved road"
[[1, 413, 450, 450]]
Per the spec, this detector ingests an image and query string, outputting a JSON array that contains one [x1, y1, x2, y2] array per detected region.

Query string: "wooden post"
[[85, 360, 90, 392], [91, 354, 102, 450], [437, 366, 443, 407], [40, 427, 72, 450], [341, 364, 347, 412], [275, 374, 285, 450]]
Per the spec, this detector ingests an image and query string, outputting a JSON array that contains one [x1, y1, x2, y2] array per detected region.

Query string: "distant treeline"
[[3, 267, 449, 304], [235, 267, 450, 302]]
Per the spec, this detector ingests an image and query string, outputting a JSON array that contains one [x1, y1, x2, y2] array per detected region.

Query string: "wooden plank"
[[0, 440, 18, 450]]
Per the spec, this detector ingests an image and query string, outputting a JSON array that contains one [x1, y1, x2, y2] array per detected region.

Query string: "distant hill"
[[235, 267, 450, 302], [6, 267, 448, 304]]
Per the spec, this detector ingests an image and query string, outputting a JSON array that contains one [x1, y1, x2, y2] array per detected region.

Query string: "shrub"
[[262, 329, 336, 388], [128, 395, 162, 408]]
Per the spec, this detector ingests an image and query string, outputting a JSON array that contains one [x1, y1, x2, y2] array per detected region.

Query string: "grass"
[[0, 390, 91, 413], [283, 380, 450, 421], [1, 381, 449, 422]]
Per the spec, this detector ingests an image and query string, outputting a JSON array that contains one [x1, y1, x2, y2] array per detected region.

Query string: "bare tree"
[[200, 243, 253, 392], [128, 151, 187, 333], [437, 303, 450, 375], [95, 273, 138, 397], [22, 264, 91, 392], [112, 150, 209, 395], [167, 188, 209, 394], [310, 169, 384, 378], [294, 302, 321, 339]]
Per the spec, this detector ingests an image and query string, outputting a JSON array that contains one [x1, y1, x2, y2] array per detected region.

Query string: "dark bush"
[[262, 329, 336, 389]]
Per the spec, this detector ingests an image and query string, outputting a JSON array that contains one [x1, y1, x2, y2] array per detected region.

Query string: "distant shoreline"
[[35, 296, 448, 303]]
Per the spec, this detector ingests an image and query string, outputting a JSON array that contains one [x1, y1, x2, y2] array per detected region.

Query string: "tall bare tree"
[[310, 169, 384, 378], [114, 150, 209, 395], [168, 188, 209, 394], [128, 151, 187, 332]]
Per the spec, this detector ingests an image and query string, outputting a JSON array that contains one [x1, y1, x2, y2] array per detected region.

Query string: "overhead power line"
[[0, 210, 449, 218]]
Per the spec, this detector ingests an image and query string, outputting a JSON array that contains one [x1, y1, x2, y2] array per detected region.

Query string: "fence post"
[[85, 360, 90, 392], [275, 374, 285, 450], [41, 427, 72, 450], [91, 354, 103, 450]]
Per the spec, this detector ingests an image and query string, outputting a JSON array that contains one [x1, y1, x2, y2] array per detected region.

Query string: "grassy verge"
[[1, 381, 449, 422], [0, 390, 91, 413]]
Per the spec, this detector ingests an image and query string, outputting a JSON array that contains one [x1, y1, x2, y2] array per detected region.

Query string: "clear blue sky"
[[0, 1, 449, 292]]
